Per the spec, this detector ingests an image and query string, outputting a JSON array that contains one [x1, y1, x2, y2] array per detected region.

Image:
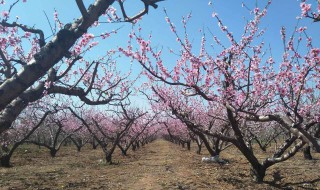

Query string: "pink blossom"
[[2, 11, 9, 18], [280, 26, 286, 40], [53, 10, 58, 21], [297, 26, 307, 33], [311, 48, 320, 57], [254, 8, 260, 15], [44, 81, 52, 89], [212, 12, 218, 17], [24, 32, 31, 38], [300, 2, 311, 16], [165, 17, 170, 23]]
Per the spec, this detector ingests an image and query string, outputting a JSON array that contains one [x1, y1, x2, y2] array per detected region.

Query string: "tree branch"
[[0, 21, 45, 47], [75, 0, 89, 19]]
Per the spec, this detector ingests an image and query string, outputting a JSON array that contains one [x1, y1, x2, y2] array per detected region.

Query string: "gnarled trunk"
[[105, 152, 112, 164], [50, 149, 57, 157], [250, 166, 266, 183], [92, 140, 99, 149], [132, 144, 136, 151], [187, 141, 191, 151], [303, 146, 313, 160], [0, 155, 11, 167], [196, 144, 202, 154], [118, 144, 127, 156]]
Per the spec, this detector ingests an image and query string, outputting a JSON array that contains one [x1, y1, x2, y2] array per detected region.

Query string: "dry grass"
[[0, 140, 319, 190]]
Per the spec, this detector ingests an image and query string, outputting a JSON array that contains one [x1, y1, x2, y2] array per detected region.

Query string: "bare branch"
[[119, 0, 165, 23], [117, 0, 128, 19], [56, 56, 82, 80], [84, 61, 100, 95], [75, 0, 89, 19]]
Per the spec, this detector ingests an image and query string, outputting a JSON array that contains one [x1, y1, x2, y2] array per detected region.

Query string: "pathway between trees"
[[129, 139, 203, 189], [2, 139, 318, 189]]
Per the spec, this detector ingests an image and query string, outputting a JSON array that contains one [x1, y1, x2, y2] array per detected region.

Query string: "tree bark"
[[132, 144, 136, 151], [76, 146, 82, 152], [105, 152, 112, 164], [117, 144, 127, 156], [250, 166, 266, 183], [92, 139, 99, 149], [303, 146, 313, 160], [196, 144, 202, 154], [50, 149, 57, 157], [0, 155, 11, 167], [187, 141, 191, 151]]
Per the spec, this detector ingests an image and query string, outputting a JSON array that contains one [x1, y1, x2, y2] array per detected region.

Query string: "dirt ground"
[[0, 139, 319, 190]]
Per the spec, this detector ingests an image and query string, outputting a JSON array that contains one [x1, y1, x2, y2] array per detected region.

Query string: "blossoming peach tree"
[[68, 103, 157, 164], [0, 0, 164, 134], [121, 0, 320, 182], [0, 99, 60, 167]]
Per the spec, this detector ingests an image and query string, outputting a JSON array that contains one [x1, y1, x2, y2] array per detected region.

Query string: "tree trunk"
[[215, 148, 221, 156], [246, 141, 253, 153], [118, 145, 127, 156], [63, 140, 69, 146], [303, 146, 313, 160], [92, 138, 99, 149], [105, 152, 112, 164], [187, 141, 191, 151], [0, 155, 11, 167], [132, 144, 136, 151], [50, 149, 57, 157], [196, 144, 202, 154], [250, 166, 266, 183]]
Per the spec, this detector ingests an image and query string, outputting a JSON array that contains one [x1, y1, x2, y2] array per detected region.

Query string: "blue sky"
[[3, 0, 318, 57], [1, 0, 319, 108]]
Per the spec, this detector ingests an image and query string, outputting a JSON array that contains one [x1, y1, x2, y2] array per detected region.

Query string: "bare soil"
[[0, 139, 319, 190]]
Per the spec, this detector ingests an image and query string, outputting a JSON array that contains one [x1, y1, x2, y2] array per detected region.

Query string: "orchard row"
[[0, 0, 319, 183]]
